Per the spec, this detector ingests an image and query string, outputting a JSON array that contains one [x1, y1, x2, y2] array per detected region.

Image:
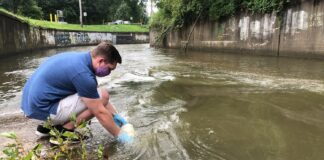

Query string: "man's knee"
[[100, 88, 109, 106]]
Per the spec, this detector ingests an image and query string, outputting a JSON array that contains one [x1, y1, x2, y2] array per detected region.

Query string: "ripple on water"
[[112, 88, 190, 159], [226, 71, 324, 93], [189, 137, 228, 160]]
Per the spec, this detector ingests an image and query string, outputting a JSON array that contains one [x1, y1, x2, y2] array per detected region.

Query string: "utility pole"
[[79, 0, 83, 27]]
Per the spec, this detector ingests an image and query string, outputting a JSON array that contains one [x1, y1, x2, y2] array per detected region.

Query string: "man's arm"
[[106, 102, 118, 115], [81, 97, 120, 137]]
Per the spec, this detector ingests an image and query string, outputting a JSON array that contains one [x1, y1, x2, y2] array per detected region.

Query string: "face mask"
[[95, 66, 111, 77]]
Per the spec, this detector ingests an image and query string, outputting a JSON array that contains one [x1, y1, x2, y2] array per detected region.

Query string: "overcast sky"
[[145, 0, 158, 16]]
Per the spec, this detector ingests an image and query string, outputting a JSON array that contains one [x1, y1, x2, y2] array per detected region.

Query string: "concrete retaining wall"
[[0, 11, 149, 56], [150, 0, 324, 58]]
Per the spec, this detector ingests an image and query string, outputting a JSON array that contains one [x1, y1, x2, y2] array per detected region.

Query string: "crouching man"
[[21, 42, 133, 144]]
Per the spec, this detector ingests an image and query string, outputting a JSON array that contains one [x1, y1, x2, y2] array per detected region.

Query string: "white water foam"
[[221, 71, 324, 94], [151, 71, 176, 81], [4, 69, 34, 78], [98, 73, 156, 87]]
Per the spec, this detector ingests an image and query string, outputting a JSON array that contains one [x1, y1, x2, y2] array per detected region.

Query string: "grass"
[[0, 8, 149, 33]]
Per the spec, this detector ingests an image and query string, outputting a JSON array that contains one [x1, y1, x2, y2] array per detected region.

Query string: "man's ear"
[[98, 57, 105, 63]]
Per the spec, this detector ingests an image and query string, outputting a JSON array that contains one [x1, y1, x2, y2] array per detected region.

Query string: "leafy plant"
[[244, 0, 289, 14], [43, 115, 92, 159], [97, 144, 104, 160], [0, 113, 110, 160], [0, 132, 43, 160], [150, 0, 292, 42], [209, 0, 238, 20]]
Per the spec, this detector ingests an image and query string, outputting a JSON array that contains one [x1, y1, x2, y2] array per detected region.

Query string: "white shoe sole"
[[35, 131, 50, 137]]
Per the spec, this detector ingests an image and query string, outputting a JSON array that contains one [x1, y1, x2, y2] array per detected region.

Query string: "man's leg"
[[63, 88, 115, 130], [62, 108, 93, 130]]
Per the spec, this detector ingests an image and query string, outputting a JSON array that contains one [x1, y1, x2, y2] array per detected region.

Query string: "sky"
[[145, 0, 158, 16]]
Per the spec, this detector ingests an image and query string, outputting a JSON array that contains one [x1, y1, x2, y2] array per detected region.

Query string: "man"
[[21, 42, 133, 143]]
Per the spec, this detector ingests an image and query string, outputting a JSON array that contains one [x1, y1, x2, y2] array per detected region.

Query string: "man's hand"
[[113, 114, 127, 127], [117, 124, 135, 144]]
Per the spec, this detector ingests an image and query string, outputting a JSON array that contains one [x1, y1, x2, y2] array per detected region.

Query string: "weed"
[[1, 114, 106, 160], [0, 132, 43, 160]]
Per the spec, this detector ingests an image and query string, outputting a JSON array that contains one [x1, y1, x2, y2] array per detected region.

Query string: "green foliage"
[[149, 0, 182, 29], [36, 0, 147, 24], [115, 2, 132, 21], [150, 0, 292, 46], [44, 117, 93, 159], [149, 0, 183, 45], [0, 115, 107, 159], [1, 0, 147, 24], [150, 0, 291, 29], [0, 8, 149, 32], [122, 0, 147, 23], [0, 0, 43, 19], [0, 132, 17, 139], [0, 132, 43, 160], [97, 144, 104, 159], [0, 0, 22, 13], [244, 0, 288, 14], [18, 0, 43, 19], [209, 0, 238, 20]]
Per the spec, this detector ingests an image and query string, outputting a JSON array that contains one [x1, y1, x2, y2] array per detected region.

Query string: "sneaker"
[[35, 124, 51, 137], [35, 124, 74, 138]]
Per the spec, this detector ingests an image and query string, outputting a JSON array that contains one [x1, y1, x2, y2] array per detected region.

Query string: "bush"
[[0, 115, 105, 160], [150, 0, 292, 29]]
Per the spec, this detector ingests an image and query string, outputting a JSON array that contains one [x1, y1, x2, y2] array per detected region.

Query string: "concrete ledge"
[[150, 0, 324, 59], [0, 12, 149, 56]]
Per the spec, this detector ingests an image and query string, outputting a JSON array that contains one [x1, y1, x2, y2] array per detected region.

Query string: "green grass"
[[0, 8, 149, 33]]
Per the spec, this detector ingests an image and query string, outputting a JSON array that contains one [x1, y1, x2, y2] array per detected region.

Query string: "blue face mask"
[[95, 66, 111, 77]]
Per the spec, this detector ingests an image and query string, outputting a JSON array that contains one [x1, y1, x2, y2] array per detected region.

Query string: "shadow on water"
[[2, 44, 324, 159]]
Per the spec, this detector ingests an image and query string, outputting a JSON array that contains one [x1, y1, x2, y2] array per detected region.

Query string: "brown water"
[[1, 44, 324, 160]]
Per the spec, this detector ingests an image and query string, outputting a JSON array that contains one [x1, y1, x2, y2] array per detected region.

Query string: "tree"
[[18, 0, 43, 19], [1, 0, 43, 19], [35, 0, 147, 24], [114, 1, 132, 20], [1, 0, 22, 13], [37, 0, 78, 23], [37, 0, 119, 24], [114, 0, 147, 23], [83, 0, 121, 24]]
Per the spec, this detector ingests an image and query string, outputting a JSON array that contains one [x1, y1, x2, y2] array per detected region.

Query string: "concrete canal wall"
[[150, 0, 324, 58], [0, 11, 149, 56]]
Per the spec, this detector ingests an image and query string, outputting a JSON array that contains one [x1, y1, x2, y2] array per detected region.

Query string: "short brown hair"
[[92, 42, 122, 64]]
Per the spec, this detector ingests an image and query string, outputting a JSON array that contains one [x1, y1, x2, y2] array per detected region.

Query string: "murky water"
[[1, 44, 324, 159]]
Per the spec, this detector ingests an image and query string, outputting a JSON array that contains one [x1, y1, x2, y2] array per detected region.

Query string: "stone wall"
[[150, 0, 324, 58], [0, 12, 149, 56]]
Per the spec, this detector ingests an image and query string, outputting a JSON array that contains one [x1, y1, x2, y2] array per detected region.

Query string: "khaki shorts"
[[50, 89, 102, 125]]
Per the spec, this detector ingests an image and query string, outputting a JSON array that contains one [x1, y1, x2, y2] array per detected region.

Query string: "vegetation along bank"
[[150, 0, 324, 58]]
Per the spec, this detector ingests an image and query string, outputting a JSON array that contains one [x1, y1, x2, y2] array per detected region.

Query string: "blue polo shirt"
[[21, 52, 100, 120]]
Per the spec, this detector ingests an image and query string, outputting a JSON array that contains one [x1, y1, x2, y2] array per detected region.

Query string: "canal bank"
[[0, 10, 149, 56], [150, 0, 324, 58]]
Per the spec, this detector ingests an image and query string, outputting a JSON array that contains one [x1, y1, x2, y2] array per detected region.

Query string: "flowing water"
[[1, 44, 324, 160]]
